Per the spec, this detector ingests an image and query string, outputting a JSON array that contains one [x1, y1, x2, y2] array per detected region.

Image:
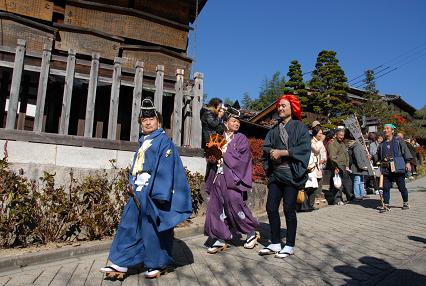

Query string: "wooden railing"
[[0, 39, 203, 148]]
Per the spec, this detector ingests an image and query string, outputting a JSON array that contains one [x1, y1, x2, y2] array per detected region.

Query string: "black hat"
[[223, 105, 241, 121], [140, 98, 159, 118]]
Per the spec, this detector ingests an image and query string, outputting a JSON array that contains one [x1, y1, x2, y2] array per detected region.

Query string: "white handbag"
[[333, 174, 342, 189], [305, 172, 318, 188]]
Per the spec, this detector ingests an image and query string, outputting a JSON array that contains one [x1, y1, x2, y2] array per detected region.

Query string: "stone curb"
[[0, 213, 267, 272], [0, 240, 112, 271]]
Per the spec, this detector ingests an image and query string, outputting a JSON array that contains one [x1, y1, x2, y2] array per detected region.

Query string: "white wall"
[[1, 140, 206, 182]]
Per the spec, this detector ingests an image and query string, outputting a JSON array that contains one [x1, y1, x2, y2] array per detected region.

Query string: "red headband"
[[275, 94, 302, 120]]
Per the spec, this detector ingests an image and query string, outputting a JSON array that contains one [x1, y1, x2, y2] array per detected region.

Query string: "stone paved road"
[[1, 177, 426, 286]]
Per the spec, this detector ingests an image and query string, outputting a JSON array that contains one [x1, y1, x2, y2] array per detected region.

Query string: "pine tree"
[[246, 72, 286, 111], [408, 105, 426, 140], [285, 60, 308, 109], [223, 97, 234, 106], [355, 69, 390, 126], [242, 92, 254, 109], [308, 50, 352, 124], [363, 69, 379, 94]]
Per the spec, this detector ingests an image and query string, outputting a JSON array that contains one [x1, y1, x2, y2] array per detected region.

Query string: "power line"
[[348, 65, 383, 83], [348, 41, 426, 83], [354, 49, 426, 89]]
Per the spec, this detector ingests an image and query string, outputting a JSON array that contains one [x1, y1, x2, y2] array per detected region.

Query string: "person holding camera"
[[375, 123, 413, 210], [200, 98, 225, 150]]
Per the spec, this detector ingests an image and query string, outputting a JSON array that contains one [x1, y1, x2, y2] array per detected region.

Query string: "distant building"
[[241, 87, 416, 138]]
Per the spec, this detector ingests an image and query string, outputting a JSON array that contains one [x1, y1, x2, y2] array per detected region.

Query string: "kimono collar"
[[139, 128, 165, 143]]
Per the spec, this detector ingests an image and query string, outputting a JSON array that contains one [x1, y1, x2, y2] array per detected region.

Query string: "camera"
[[219, 104, 229, 112]]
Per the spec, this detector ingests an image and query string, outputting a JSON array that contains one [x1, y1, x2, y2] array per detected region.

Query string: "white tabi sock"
[[100, 264, 128, 273], [212, 239, 225, 247], [266, 243, 281, 252], [280, 245, 294, 254]]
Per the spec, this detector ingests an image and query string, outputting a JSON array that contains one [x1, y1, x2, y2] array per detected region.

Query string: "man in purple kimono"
[[204, 107, 260, 254]]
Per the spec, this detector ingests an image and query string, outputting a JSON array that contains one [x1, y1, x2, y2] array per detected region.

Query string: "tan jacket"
[[328, 139, 349, 170]]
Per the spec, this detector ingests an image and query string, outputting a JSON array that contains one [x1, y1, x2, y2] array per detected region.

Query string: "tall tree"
[[242, 92, 254, 109], [223, 97, 234, 106], [363, 69, 379, 94], [308, 50, 352, 124], [245, 71, 286, 111], [408, 105, 426, 140], [285, 60, 308, 109], [355, 69, 390, 126]]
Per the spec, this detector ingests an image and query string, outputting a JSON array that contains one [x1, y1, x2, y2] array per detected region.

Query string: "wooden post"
[[77, 119, 85, 136], [33, 41, 52, 132], [17, 75, 30, 130], [0, 71, 10, 128], [95, 121, 103, 138], [191, 72, 204, 148], [154, 65, 164, 113], [59, 49, 76, 135], [84, 53, 100, 138], [183, 84, 193, 146], [130, 61, 144, 142], [107, 57, 123, 140], [172, 69, 184, 146], [6, 39, 26, 130]]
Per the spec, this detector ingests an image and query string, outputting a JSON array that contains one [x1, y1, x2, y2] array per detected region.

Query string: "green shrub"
[[417, 162, 426, 176], [0, 153, 204, 249], [32, 172, 79, 244], [0, 158, 38, 247], [185, 167, 204, 215]]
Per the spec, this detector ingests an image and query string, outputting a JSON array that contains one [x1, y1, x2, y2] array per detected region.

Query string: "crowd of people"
[[98, 94, 423, 280]]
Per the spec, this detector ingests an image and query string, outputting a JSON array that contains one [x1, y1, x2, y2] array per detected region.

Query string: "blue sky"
[[189, 0, 426, 110]]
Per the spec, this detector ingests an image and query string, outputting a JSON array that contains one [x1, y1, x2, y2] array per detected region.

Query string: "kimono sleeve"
[[150, 139, 175, 202], [262, 129, 273, 175], [398, 138, 413, 162], [287, 123, 311, 167], [223, 134, 252, 190]]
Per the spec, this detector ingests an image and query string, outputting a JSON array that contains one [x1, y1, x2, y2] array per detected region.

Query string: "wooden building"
[[246, 87, 416, 136], [0, 0, 207, 148]]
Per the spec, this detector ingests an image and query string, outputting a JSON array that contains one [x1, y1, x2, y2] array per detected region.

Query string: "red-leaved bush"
[[248, 138, 266, 182]]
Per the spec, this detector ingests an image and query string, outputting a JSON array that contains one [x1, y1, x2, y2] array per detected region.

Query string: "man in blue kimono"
[[100, 99, 192, 279], [375, 123, 413, 210]]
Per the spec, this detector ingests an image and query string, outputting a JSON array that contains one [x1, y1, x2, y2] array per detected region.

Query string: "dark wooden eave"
[[0, 11, 56, 34], [248, 102, 276, 124], [120, 44, 192, 63], [383, 94, 417, 114], [188, 0, 208, 23], [53, 23, 125, 42], [68, 0, 193, 31]]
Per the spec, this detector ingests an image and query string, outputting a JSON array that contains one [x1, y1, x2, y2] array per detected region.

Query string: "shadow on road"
[[353, 198, 382, 210], [114, 238, 194, 279], [408, 235, 426, 245], [334, 256, 426, 286]]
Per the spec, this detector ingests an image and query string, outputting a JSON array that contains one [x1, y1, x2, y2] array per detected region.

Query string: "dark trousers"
[[330, 169, 354, 204], [266, 180, 298, 246], [383, 173, 408, 204]]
